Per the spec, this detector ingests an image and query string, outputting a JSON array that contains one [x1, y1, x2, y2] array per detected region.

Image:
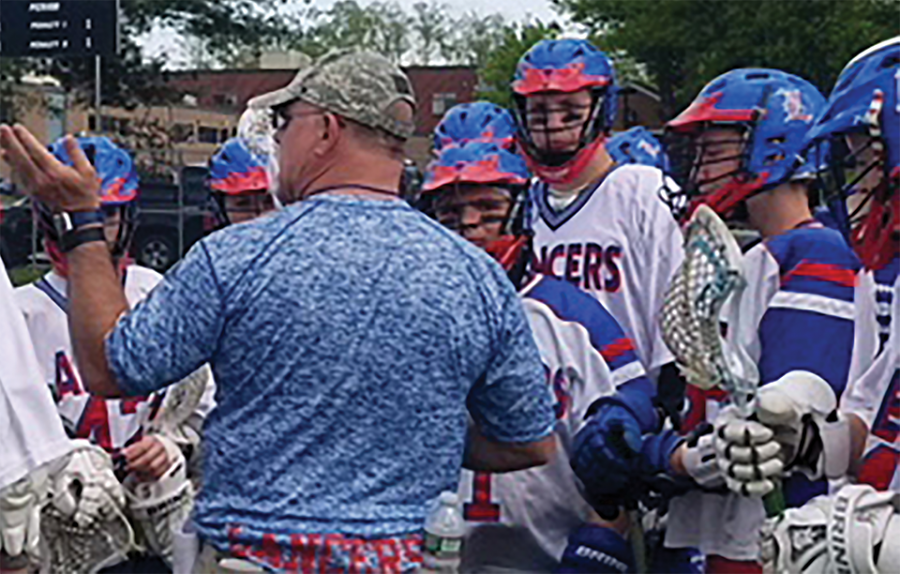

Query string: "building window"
[[220, 128, 230, 143], [171, 123, 195, 143], [198, 126, 219, 144], [432, 93, 457, 116]]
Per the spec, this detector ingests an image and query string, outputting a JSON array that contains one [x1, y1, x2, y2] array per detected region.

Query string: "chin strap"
[[485, 235, 531, 289], [525, 136, 607, 187]]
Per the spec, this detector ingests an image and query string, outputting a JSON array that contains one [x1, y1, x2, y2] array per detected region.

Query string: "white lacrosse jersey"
[[843, 272, 900, 493], [0, 256, 73, 489], [666, 220, 862, 561], [15, 266, 167, 455], [458, 274, 648, 573], [849, 256, 899, 387], [529, 164, 684, 375]]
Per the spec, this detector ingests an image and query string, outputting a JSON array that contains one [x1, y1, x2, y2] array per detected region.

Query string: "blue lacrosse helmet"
[[665, 68, 826, 221], [423, 141, 530, 193], [433, 102, 517, 153], [804, 37, 900, 269], [511, 39, 619, 185], [42, 136, 139, 267], [48, 136, 138, 204], [208, 137, 270, 195], [607, 126, 669, 171]]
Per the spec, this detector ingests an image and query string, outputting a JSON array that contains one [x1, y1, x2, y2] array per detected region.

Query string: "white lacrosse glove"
[[124, 439, 194, 568], [753, 370, 851, 481], [49, 439, 126, 527], [680, 423, 726, 488], [761, 484, 900, 574], [0, 467, 48, 561], [714, 406, 784, 497]]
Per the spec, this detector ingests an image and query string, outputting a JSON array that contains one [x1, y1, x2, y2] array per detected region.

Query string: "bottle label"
[[423, 531, 462, 558]]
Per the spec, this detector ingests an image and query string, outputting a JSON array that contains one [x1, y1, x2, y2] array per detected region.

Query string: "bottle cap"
[[438, 491, 459, 505]]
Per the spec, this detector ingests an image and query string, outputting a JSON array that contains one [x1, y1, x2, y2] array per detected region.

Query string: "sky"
[[140, 0, 565, 68]]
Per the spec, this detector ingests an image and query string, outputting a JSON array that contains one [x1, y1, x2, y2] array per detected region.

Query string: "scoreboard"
[[0, 0, 118, 57]]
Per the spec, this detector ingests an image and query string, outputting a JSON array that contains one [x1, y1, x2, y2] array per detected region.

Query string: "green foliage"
[[476, 21, 561, 107], [553, 0, 900, 118]]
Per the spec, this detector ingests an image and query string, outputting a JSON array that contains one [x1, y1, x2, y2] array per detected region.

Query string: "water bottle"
[[422, 491, 465, 573]]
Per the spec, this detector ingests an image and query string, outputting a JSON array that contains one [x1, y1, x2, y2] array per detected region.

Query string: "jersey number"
[[464, 472, 500, 522]]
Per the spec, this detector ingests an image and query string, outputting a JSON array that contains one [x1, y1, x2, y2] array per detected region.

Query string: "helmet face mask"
[[511, 39, 618, 185], [804, 37, 900, 269], [513, 88, 611, 168], [665, 124, 756, 222]]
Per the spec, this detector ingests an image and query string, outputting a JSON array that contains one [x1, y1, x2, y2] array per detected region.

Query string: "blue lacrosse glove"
[[557, 523, 637, 574], [571, 377, 659, 503]]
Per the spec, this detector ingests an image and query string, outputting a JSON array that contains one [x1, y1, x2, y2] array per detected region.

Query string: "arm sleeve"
[[466, 277, 556, 444], [105, 242, 225, 397], [848, 272, 881, 385], [0, 258, 73, 488], [638, 178, 685, 373]]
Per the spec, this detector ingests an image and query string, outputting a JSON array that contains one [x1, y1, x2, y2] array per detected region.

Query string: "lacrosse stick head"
[[661, 204, 759, 414], [40, 501, 134, 574]]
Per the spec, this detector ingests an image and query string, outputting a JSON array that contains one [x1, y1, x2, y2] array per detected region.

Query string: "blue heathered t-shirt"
[[105, 195, 554, 551]]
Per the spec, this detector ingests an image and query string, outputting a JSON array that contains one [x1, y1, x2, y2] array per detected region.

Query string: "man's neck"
[[748, 183, 813, 238], [302, 154, 402, 201]]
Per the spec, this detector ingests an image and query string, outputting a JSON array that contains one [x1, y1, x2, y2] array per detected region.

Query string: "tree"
[[299, 1, 410, 63], [410, 1, 450, 65], [442, 12, 508, 69], [553, 0, 900, 118], [477, 21, 561, 107]]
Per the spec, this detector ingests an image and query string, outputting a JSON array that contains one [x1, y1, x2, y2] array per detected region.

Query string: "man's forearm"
[[67, 240, 128, 397], [463, 422, 556, 472]]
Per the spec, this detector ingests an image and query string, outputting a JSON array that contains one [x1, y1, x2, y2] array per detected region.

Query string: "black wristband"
[[60, 226, 106, 253]]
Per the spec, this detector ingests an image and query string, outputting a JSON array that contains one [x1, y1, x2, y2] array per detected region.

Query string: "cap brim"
[[247, 88, 298, 111]]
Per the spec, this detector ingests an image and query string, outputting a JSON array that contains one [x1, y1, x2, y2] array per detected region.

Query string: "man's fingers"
[[0, 125, 41, 185], [64, 134, 94, 176], [122, 439, 152, 462], [13, 124, 60, 173], [127, 439, 165, 470]]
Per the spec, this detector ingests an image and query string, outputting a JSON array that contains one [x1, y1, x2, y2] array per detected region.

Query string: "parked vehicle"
[[0, 166, 217, 273]]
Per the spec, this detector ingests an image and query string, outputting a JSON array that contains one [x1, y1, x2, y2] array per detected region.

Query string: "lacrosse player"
[[208, 136, 276, 226], [714, 38, 900, 574], [511, 39, 685, 382], [655, 69, 861, 572], [423, 104, 649, 573], [12, 136, 213, 571]]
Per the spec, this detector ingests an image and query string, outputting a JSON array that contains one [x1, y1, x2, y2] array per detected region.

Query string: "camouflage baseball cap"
[[249, 50, 417, 140]]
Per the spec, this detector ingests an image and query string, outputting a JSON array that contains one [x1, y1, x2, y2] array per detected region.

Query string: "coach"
[[0, 50, 555, 571]]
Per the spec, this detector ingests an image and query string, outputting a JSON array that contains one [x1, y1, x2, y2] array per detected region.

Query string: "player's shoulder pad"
[[522, 274, 641, 371], [764, 225, 860, 272], [764, 225, 861, 301]]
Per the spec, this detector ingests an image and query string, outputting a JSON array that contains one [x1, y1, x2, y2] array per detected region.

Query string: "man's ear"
[[314, 113, 342, 156]]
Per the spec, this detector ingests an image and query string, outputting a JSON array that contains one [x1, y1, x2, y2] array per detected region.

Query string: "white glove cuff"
[[682, 433, 724, 488], [817, 412, 851, 480]]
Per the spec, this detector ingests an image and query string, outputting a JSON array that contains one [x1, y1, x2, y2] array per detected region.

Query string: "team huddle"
[[0, 33, 898, 574]]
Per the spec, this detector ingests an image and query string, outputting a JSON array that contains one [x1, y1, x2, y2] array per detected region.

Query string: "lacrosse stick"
[[660, 204, 784, 517], [144, 366, 210, 436]]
